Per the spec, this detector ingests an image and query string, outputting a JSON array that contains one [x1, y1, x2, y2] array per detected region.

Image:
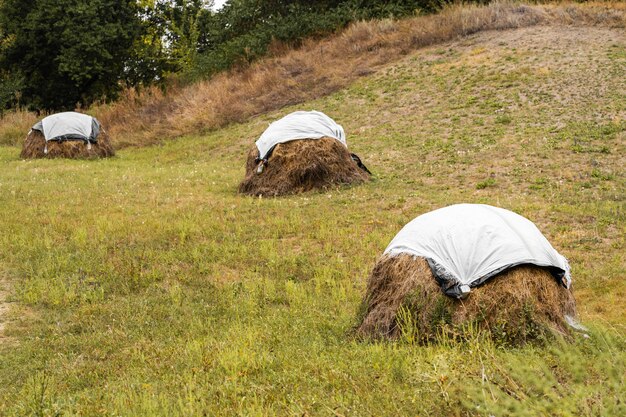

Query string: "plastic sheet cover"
[[255, 110, 346, 159], [384, 204, 572, 298], [33, 112, 96, 142]]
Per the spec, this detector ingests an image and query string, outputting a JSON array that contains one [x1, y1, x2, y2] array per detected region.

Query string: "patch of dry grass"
[[0, 111, 38, 147], [1, 1, 624, 148]]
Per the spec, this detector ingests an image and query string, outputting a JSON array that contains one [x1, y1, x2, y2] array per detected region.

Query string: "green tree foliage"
[[159, 0, 214, 71], [0, 0, 142, 111], [191, 0, 443, 79], [0, 0, 454, 111], [122, 1, 210, 88]]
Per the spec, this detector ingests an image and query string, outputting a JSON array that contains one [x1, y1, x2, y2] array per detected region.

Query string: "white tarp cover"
[[33, 112, 96, 142], [255, 110, 346, 159], [384, 204, 572, 298]]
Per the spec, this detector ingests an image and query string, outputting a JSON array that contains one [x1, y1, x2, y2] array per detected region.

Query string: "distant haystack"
[[357, 204, 579, 345], [239, 111, 370, 196], [21, 112, 114, 159]]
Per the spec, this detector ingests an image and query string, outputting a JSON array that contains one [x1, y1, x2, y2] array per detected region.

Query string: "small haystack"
[[357, 204, 579, 345], [239, 137, 370, 196], [20, 112, 114, 159], [239, 111, 370, 196]]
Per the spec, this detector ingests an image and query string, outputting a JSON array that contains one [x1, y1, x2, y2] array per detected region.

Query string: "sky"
[[213, 0, 227, 10]]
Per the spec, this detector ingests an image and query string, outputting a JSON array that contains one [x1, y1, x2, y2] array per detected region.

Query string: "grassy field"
[[0, 23, 625, 416]]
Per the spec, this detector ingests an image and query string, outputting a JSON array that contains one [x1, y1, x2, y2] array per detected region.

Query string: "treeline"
[[0, 0, 454, 112]]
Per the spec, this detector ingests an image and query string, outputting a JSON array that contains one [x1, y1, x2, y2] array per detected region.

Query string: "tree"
[[0, 0, 143, 111], [190, 0, 428, 79], [154, 0, 214, 72]]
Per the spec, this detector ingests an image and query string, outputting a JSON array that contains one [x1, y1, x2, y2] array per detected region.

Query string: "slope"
[[0, 17, 624, 417], [0, 1, 625, 149]]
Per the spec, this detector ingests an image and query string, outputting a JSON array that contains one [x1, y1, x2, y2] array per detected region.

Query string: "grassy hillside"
[[0, 11, 625, 417], [0, 1, 624, 149]]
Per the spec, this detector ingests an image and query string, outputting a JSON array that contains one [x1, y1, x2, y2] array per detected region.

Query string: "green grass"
[[0, 26, 625, 416]]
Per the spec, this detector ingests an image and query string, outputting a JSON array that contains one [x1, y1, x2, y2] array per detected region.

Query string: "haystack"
[[239, 111, 370, 196], [357, 204, 579, 345], [357, 255, 578, 344], [20, 112, 114, 159]]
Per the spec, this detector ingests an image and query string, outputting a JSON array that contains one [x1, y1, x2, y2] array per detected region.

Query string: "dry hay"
[[238, 137, 370, 196], [357, 254, 578, 345], [20, 129, 115, 159]]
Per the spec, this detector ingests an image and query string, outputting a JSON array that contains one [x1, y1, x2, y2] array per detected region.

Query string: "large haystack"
[[239, 137, 370, 196], [20, 129, 115, 159], [357, 254, 578, 345]]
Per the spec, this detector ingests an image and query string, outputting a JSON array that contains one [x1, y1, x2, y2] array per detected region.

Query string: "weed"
[[591, 168, 614, 181], [476, 177, 497, 189], [495, 114, 513, 125]]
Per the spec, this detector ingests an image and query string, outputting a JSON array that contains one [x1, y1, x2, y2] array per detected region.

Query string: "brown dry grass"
[[1, 1, 624, 149], [357, 254, 578, 345], [0, 111, 38, 147], [20, 129, 115, 159], [238, 137, 370, 196]]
